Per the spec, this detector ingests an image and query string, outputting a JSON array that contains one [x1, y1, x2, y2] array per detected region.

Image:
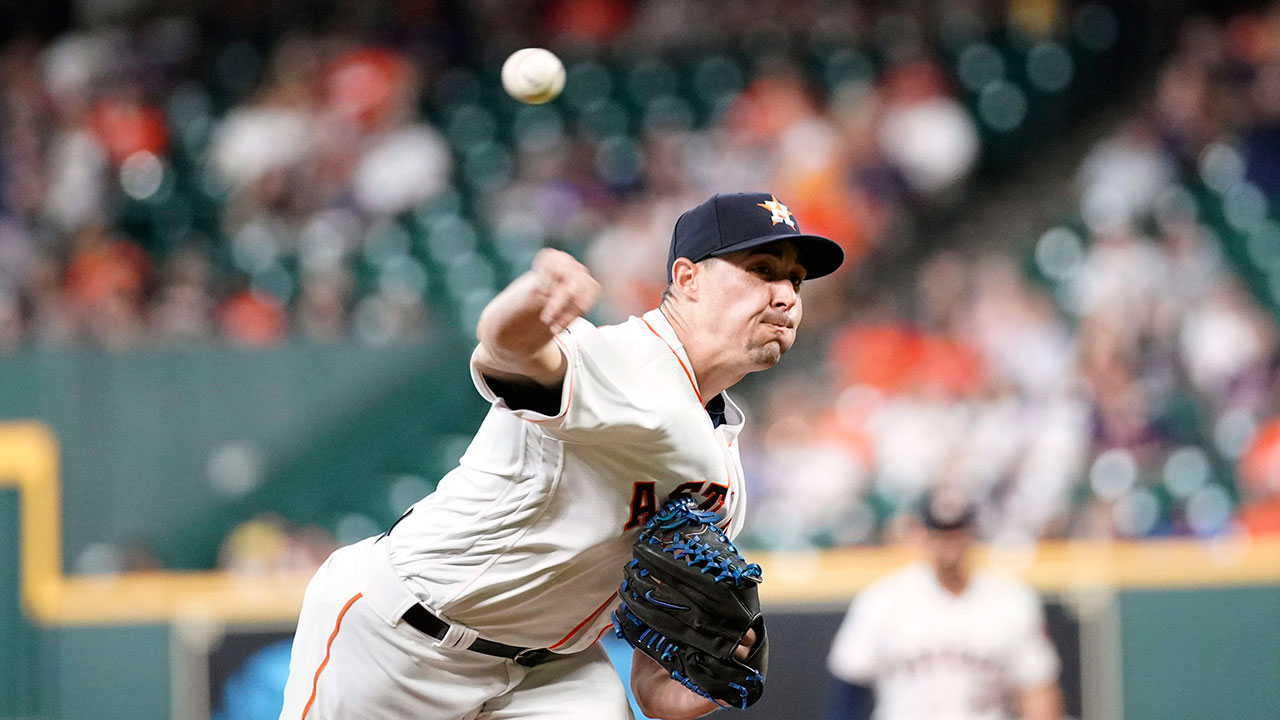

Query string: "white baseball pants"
[[278, 537, 634, 720]]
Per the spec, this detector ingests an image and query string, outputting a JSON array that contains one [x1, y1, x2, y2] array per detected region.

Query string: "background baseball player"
[[277, 192, 843, 719], [826, 490, 1064, 720]]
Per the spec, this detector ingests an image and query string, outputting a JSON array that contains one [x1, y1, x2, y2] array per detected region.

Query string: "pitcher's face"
[[695, 241, 806, 371]]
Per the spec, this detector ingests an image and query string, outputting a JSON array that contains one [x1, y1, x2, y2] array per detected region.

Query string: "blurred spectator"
[[329, 47, 453, 217], [150, 245, 217, 341], [545, 0, 633, 45], [87, 96, 169, 165], [63, 224, 152, 348], [294, 267, 353, 341], [876, 60, 979, 201], [218, 513, 336, 576], [351, 123, 451, 216], [1078, 124, 1173, 235], [211, 101, 313, 197], [219, 280, 288, 346], [1179, 280, 1276, 403]]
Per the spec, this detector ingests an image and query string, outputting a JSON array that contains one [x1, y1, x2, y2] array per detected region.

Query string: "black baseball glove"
[[611, 497, 768, 709]]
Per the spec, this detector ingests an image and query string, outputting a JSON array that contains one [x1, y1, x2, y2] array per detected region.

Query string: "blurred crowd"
[[0, 0, 1051, 354], [740, 2, 1280, 549], [0, 16, 457, 350], [4, 0, 1279, 573]]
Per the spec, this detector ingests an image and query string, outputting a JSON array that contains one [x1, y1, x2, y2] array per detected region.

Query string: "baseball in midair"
[[501, 48, 566, 105]]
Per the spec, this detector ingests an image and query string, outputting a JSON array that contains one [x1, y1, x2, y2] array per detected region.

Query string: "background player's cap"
[[919, 489, 976, 531], [667, 192, 845, 282]]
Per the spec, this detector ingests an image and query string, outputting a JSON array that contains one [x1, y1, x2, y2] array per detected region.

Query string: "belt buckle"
[[513, 648, 551, 666]]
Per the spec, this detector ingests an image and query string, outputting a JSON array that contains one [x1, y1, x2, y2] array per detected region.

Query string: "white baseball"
[[501, 48, 566, 105]]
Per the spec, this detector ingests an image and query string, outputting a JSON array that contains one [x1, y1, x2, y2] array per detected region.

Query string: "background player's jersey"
[[386, 308, 748, 654], [827, 562, 1059, 720]]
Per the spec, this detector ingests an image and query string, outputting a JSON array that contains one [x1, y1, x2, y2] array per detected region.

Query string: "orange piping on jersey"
[[301, 592, 362, 719], [640, 318, 703, 405], [548, 591, 618, 650], [523, 334, 574, 424], [592, 623, 615, 644], [644, 317, 743, 533], [720, 479, 734, 535]]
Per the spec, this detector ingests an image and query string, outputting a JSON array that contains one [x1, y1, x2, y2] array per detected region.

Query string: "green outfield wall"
[[0, 340, 483, 572], [1119, 586, 1280, 720]]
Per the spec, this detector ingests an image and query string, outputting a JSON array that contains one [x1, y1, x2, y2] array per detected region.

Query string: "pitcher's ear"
[[670, 257, 699, 300]]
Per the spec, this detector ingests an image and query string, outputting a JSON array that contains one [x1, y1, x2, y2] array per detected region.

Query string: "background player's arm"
[[825, 587, 882, 720], [1017, 681, 1064, 720], [1007, 587, 1064, 720], [473, 248, 600, 388]]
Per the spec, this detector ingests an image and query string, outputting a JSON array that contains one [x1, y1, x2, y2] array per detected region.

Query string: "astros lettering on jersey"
[[385, 308, 748, 653]]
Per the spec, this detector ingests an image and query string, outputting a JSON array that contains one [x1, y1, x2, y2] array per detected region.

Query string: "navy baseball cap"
[[666, 192, 845, 282], [919, 489, 976, 531]]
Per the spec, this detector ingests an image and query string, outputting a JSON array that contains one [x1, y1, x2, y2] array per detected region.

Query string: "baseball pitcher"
[[278, 193, 844, 720]]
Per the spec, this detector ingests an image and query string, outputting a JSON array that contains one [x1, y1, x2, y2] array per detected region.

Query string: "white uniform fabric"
[[826, 562, 1059, 720], [279, 537, 632, 720], [280, 309, 749, 719]]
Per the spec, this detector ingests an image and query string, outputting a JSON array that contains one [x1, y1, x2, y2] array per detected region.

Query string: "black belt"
[[400, 604, 556, 667]]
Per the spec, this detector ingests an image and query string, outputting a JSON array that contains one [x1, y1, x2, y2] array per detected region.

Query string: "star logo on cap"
[[757, 195, 796, 228]]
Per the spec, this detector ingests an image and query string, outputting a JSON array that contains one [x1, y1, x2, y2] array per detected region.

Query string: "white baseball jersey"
[[279, 308, 750, 720], [386, 307, 748, 653], [827, 562, 1059, 720]]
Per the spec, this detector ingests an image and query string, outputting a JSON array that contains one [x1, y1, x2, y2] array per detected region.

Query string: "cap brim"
[[920, 501, 976, 531], [921, 514, 975, 532], [706, 232, 845, 280]]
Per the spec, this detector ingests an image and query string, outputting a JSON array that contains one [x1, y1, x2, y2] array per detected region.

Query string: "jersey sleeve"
[[1005, 585, 1060, 688], [469, 317, 655, 443], [826, 586, 884, 684]]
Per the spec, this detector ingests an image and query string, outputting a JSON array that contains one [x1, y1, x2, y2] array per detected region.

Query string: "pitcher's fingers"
[[544, 299, 593, 334], [733, 628, 758, 661], [539, 290, 581, 333], [540, 278, 598, 330]]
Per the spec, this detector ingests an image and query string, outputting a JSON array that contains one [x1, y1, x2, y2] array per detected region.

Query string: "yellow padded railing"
[[3, 421, 1279, 626]]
